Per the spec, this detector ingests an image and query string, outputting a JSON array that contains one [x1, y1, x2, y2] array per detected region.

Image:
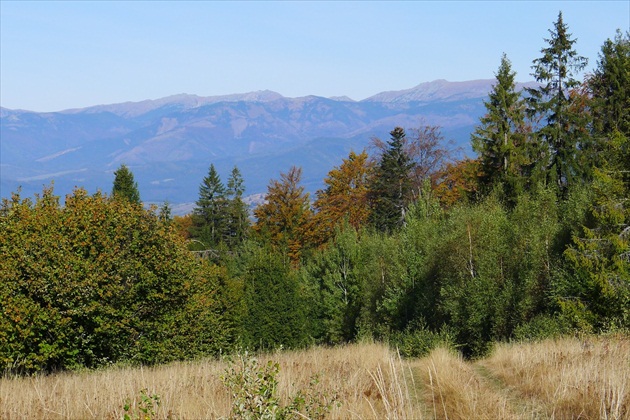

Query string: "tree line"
[[1, 13, 627, 372]]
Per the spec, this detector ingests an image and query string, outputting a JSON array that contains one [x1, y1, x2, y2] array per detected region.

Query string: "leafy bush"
[[222, 352, 338, 419], [512, 314, 570, 342], [0, 186, 232, 372], [389, 321, 455, 358], [122, 388, 162, 420]]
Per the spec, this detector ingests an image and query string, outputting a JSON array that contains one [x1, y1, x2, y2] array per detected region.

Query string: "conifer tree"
[[588, 29, 630, 184], [562, 32, 630, 330], [192, 164, 228, 247], [112, 164, 141, 204], [589, 30, 630, 140], [527, 11, 588, 195], [225, 166, 249, 246], [242, 245, 307, 349], [368, 127, 414, 232], [472, 54, 529, 204], [158, 201, 172, 224]]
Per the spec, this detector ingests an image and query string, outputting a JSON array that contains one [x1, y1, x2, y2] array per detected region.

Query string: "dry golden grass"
[[1, 335, 628, 419], [0, 341, 420, 419], [478, 334, 630, 420], [410, 347, 519, 419]]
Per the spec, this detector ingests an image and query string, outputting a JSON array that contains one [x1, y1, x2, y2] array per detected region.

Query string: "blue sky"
[[1, 1, 628, 112]]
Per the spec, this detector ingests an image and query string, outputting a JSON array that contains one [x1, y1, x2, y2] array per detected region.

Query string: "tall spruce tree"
[[112, 164, 141, 204], [369, 127, 414, 232], [472, 54, 528, 204], [527, 11, 588, 195], [192, 164, 228, 247], [562, 31, 630, 330], [590, 29, 630, 200], [225, 166, 249, 247], [589, 30, 630, 162]]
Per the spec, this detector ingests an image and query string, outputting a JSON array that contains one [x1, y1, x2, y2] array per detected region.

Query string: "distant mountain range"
[[0, 79, 536, 211]]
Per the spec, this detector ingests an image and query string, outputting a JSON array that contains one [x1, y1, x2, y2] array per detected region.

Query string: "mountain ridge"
[[1, 79, 535, 208]]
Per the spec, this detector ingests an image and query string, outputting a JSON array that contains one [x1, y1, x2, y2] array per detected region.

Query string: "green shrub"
[[0, 186, 233, 372], [122, 388, 162, 420], [512, 314, 570, 342], [221, 353, 338, 419], [389, 321, 455, 358]]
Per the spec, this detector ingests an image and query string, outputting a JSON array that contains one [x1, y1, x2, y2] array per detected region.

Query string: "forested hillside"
[[1, 14, 628, 374]]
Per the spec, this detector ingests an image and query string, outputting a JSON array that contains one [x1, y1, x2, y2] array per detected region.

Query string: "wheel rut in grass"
[[407, 347, 545, 419], [472, 363, 547, 419]]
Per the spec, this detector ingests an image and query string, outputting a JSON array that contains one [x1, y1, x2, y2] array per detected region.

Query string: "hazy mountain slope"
[[1, 80, 526, 206]]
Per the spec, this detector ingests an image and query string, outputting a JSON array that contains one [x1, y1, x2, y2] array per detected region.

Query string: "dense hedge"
[[0, 187, 236, 373]]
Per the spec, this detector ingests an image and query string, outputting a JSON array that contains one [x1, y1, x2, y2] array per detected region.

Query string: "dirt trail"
[[406, 347, 543, 420], [472, 363, 548, 419]]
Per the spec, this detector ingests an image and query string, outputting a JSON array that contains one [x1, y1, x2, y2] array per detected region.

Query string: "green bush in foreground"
[[0, 187, 233, 373], [222, 353, 338, 419]]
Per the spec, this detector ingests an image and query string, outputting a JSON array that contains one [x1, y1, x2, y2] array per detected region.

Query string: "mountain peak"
[[362, 79, 496, 103], [329, 95, 356, 102], [362, 79, 538, 104], [59, 90, 286, 117]]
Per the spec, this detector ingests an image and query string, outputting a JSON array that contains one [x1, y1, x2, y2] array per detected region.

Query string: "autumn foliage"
[[311, 150, 372, 246]]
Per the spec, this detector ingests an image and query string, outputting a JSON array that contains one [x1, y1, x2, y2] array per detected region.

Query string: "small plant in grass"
[[222, 354, 281, 419], [122, 388, 161, 420], [221, 352, 339, 419], [286, 374, 340, 419]]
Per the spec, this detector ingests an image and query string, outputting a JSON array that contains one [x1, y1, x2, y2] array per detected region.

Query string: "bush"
[[512, 314, 570, 342], [0, 187, 232, 372], [389, 321, 455, 358], [221, 352, 338, 419]]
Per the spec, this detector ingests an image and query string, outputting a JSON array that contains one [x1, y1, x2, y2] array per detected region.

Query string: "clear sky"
[[1, 1, 628, 112]]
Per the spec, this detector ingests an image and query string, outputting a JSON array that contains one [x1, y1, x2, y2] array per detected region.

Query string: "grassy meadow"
[[1, 335, 628, 419]]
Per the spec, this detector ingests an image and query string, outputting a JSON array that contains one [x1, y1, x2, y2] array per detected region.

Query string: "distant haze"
[[1, 79, 537, 211]]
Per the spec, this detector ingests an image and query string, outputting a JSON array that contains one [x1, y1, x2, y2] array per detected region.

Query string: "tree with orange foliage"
[[253, 166, 313, 263], [172, 214, 193, 240], [431, 158, 481, 208], [311, 150, 372, 247]]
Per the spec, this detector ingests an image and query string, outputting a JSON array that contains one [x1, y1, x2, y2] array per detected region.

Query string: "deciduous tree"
[[0, 186, 232, 372], [311, 150, 372, 246], [431, 158, 481, 208], [253, 166, 313, 263], [371, 124, 454, 200]]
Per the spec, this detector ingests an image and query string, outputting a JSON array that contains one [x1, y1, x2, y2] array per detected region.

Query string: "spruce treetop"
[[112, 164, 141, 205]]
